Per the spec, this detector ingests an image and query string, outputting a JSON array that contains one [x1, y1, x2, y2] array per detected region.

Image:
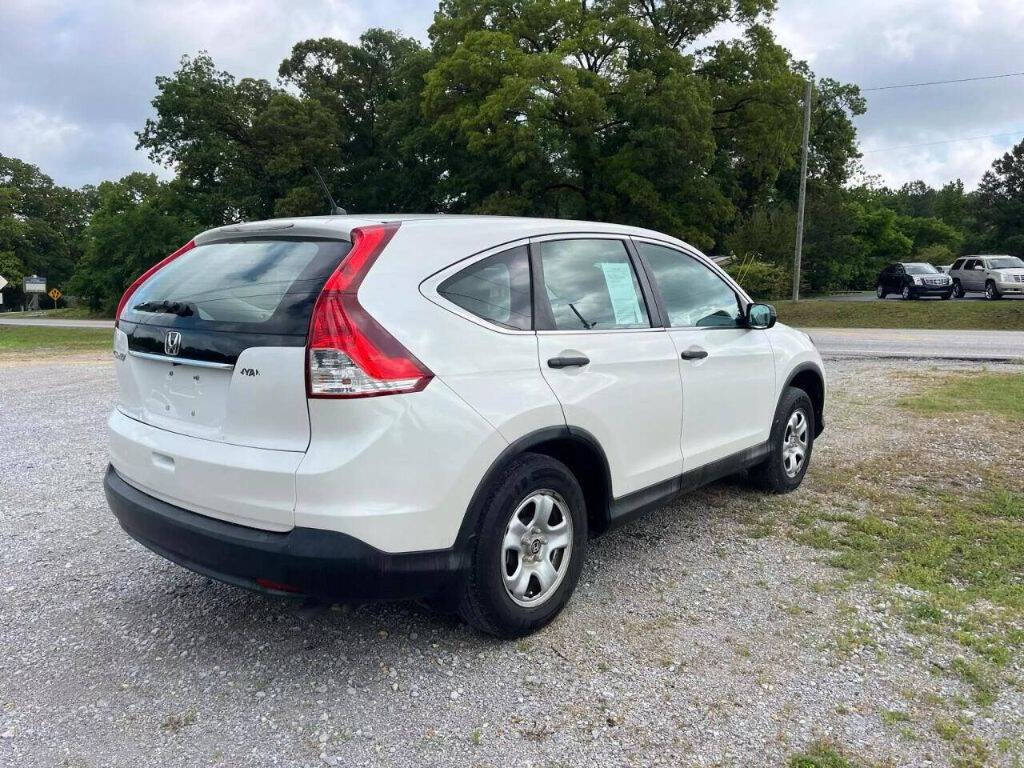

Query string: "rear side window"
[[123, 238, 350, 336], [636, 242, 743, 328], [537, 239, 650, 330], [952, 259, 965, 270], [438, 246, 532, 330]]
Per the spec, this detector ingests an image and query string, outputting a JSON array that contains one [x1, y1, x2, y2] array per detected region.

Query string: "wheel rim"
[[876, 285, 884, 297], [501, 490, 573, 608], [987, 284, 995, 299], [902, 286, 910, 299], [782, 409, 809, 478]]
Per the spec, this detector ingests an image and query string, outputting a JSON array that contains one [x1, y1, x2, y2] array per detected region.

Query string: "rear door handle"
[[547, 356, 590, 369], [680, 347, 708, 360]]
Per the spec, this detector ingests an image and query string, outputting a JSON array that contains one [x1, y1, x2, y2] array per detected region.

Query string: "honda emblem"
[[164, 331, 182, 357]]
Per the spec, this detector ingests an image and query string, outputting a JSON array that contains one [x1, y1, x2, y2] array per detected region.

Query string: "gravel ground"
[[1, 353, 1021, 767]]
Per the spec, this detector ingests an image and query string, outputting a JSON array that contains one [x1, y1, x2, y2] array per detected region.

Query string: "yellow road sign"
[[48, 288, 62, 301]]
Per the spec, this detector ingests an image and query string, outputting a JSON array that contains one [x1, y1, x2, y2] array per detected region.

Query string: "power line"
[[862, 71, 1024, 92], [862, 130, 1024, 154]]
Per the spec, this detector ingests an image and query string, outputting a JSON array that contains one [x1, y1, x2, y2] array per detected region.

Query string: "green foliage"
[[0, 154, 91, 307], [774, 298, 1024, 330], [974, 140, 1024, 256], [789, 741, 867, 768], [69, 173, 196, 312], [726, 258, 789, 299]]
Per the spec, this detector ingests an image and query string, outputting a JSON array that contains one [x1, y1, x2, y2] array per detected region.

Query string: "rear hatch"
[[114, 236, 351, 452]]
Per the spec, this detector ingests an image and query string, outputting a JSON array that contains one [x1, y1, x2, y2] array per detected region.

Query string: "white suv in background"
[[949, 255, 1024, 299], [104, 215, 825, 637]]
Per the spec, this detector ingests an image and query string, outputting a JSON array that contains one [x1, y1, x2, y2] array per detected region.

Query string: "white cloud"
[[1, 0, 1022, 191]]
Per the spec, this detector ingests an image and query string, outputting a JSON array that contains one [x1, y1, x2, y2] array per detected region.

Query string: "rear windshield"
[[903, 263, 939, 274], [987, 257, 1024, 269], [123, 238, 351, 336]]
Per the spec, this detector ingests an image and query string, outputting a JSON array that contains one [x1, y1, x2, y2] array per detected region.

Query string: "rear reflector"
[[115, 240, 196, 328], [307, 223, 432, 398], [255, 577, 302, 594]]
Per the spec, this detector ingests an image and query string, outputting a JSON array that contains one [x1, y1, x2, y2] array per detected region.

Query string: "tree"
[[974, 139, 1024, 256], [278, 30, 443, 213], [70, 173, 196, 312], [0, 154, 89, 307]]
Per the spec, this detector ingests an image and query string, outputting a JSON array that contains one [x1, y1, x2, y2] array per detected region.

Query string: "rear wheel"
[[952, 280, 964, 298], [876, 284, 886, 299], [986, 280, 1001, 300], [750, 387, 815, 494], [456, 453, 587, 638]]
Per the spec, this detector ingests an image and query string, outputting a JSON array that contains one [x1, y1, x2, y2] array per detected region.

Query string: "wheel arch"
[[454, 426, 614, 553], [783, 363, 825, 437]]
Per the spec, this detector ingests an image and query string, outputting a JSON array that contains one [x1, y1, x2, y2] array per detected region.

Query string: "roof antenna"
[[312, 167, 346, 215]]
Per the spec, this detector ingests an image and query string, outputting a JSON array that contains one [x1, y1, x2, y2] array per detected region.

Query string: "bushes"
[[725, 258, 790, 300]]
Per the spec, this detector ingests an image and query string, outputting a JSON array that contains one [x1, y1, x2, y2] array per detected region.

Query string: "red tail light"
[[307, 222, 432, 398], [115, 240, 195, 328]]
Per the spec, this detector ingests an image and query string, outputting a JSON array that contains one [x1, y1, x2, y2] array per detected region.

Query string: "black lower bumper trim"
[[104, 466, 463, 601]]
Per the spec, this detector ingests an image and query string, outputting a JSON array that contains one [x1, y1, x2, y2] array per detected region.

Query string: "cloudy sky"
[[2, 0, 1022, 191]]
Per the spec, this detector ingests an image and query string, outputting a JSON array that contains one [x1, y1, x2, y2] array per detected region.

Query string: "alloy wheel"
[[501, 491, 573, 608], [782, 409, 809, 478]]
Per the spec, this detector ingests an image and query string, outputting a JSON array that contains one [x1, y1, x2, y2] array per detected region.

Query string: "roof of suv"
[[194, 214, 691, 251]]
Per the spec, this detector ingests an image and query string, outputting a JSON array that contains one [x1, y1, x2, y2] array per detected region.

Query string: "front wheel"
[[952, 280, 964, 298], [876, 284, 886, 299], [901, 285, 914, 300], [750, 387, 815, 493], [986, 281, 1001, 300], [456, 453, 587, 638]]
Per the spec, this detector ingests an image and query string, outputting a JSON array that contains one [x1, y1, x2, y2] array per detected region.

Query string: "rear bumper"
[[104, 465, 463, 601]]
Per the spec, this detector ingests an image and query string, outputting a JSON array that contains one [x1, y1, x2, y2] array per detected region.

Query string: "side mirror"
[[746, 303, 777, 329], [973, 264, 984, 270]]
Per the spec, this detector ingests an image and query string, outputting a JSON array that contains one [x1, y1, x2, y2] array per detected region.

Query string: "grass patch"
[[773, 298, 1024, 330], [900, 372, 1024, 421], [0, 325, 112, 355], [789, 741, 871, 768], [6, 307, 112, 320]]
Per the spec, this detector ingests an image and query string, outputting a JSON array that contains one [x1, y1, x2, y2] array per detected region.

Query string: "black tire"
[[941, 291, 952, 300], [456, 453, 587, 638], [876, 284, 886, 299], [986, 280, 1001, 300], [952, 280, 964, 299], [901, 285, 914, 300], [749, 387, 815, 494]]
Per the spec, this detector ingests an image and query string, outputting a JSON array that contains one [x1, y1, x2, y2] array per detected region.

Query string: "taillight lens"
[[114, 240, 195, 327], [307, 223, 432, 398]]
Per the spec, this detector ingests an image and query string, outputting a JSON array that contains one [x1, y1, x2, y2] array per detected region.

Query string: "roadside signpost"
[[0, 274, 7, 306], [23, 275, 46, 311], [48, 288, 63, 309]]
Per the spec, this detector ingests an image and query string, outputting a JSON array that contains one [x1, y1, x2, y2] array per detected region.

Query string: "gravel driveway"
[[1, 354, 1020, 767]]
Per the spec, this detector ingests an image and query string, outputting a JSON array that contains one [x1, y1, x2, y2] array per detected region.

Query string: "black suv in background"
[[876, 262, 953, 300]]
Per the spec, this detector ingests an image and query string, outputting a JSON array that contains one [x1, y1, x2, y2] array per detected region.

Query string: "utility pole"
[[792, 79, 813, 301]]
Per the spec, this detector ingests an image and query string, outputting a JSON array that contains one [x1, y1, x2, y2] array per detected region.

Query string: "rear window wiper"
[[132, 300, 196, 317]]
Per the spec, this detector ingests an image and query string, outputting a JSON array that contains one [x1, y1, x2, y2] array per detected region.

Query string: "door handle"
[[547, 356, 590, 368], [680, 347, 708, 360]]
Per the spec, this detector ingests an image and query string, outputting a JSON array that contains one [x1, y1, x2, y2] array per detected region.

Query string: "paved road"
[[807, 327, 1024, 361], [0, 317, 113, 329]]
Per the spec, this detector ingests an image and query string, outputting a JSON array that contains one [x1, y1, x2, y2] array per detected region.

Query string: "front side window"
[[965, 259, 979, 270], [636, 242, 743, 328], [438, 246, 532, 330], [537, 239, 650, 330]]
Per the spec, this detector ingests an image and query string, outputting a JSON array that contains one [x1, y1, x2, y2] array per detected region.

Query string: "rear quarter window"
[[437, 246, 532, 330]]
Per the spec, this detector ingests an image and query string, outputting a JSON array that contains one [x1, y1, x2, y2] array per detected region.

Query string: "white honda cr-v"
[[104, 215, 825, 637]]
